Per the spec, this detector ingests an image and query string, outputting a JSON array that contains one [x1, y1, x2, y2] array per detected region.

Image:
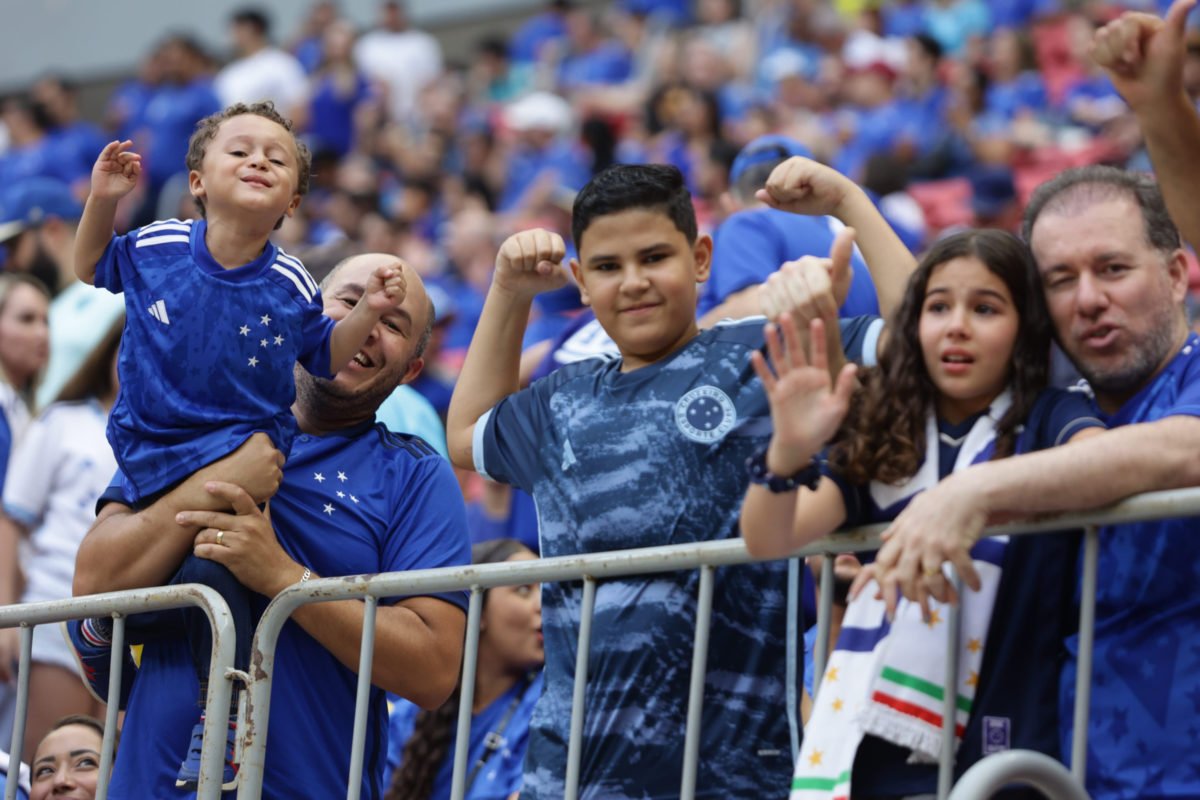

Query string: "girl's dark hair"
[[53, 313, 123, 405], [385, 538, 532, 800], [828, 229, 1051, 484]]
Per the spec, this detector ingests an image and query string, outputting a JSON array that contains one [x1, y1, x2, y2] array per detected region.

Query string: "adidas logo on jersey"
[[148, 299, 171, 325]]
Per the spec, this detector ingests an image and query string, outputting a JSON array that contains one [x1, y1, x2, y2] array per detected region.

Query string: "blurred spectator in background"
[[289, 0, 341, 74], [1, 318, 121, 762], [355, 1, 443, 126], [0, 178, 122, 409], [214, 8, 309, 124], [305, 20, 375, 159], [497, 92, 590, 215], [132, 34, 221, 227], [0, 95, 75, 189], [384, 539, 543, 800], [28, 77, 106, 192], [699, 135, 879, 320]]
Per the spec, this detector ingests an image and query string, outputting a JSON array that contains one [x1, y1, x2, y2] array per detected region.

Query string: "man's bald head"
[[323, 252, 436, 361]]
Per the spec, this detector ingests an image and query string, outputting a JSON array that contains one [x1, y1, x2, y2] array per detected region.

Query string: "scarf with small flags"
[[790, 392, 1011, 800]]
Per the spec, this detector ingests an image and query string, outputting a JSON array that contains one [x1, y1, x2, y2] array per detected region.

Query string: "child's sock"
[[79, 617, 113, 647]]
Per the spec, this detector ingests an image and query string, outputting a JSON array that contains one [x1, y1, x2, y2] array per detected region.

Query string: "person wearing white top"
[[0, 318, 120, 763], [214, 9, 309, 117], [354, 1, 443, 123]]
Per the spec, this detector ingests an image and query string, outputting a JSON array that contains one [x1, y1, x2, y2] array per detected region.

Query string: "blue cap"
[[729, 134, 813, 185], [0, 178, 83, 242]]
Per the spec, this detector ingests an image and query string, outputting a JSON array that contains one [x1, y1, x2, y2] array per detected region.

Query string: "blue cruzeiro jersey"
[[475, 316, 880, 800], [94, 217, 336, 503], [101, 421, 472, 800], [1061, 333, 1200, 799]]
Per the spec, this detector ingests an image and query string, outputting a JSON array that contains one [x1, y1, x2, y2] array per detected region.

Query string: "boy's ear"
[[187, 170, 206, 205], [692, 234, 713, 284], [284, 192, 303, 219], [569, 258, 590, 306]]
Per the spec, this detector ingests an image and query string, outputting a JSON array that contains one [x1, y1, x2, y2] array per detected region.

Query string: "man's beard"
[[1072, 318, 1178, 400], [293, 362, 406, 425]]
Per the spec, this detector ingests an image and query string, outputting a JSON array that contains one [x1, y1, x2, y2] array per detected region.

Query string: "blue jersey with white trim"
[[101, 421, 472, 800], [476, 316, 877, 800], [1062, 334, 1200, 799], [94, 218, 335, 502]]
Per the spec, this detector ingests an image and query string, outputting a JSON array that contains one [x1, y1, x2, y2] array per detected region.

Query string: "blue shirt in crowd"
[[699, 206, 880, 319]]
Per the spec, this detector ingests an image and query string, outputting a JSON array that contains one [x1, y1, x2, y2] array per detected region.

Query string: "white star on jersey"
[[337, 471, 347, 482], [274, 335, 285, 346], [260, 314, 272, 325], [336, 490, 345, 498], [314, 472, 325, 483], [260, 338, 268, 348], [323, 503, 334, 515], [239, 325, 250, 336], [248, 356, 259, 367], [350, 495, 359, 504]]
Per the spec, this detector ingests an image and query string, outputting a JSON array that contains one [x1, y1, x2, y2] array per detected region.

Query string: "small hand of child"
[[751, 315, 857, 473], [493, 228, 567, 297], [756, 156, 854, 219], [364, 262, 407, 314], [90, 140, 142, 200]]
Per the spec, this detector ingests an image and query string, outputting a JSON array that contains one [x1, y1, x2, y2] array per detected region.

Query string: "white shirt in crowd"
[[215, 47, 309, 110], [354, 27, 442, 122]]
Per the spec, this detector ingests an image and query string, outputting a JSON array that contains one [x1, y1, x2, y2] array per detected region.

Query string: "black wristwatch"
[[746, 445, 822, 493]]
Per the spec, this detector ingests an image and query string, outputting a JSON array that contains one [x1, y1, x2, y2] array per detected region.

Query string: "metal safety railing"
[[2, 488, 1195, 798], [233, 487, 1200, 800], [0, 584, 236, 800]]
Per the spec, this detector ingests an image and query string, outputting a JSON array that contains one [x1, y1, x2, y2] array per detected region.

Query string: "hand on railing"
[[853, 471, 986, 619]]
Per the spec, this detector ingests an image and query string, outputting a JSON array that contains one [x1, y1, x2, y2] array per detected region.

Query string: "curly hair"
[[828, 229, 1051, 485], [385, 538, 533, 800], [184, 101, 311, 224]]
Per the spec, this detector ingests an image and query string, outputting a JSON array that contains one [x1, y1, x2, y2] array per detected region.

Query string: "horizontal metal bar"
[[252, 488, 1200, 613]]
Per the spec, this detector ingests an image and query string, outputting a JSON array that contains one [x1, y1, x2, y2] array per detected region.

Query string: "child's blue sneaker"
[[62, 618, 133, 708], [175, 714, 239, 790]]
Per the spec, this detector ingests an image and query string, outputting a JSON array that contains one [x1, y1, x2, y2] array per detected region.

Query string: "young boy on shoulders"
[[446, 163, 911, 799], [68, 101, 406, 789]]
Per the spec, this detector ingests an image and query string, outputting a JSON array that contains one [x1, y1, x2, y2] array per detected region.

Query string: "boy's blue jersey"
[[1061, 334, 1200, 799], [475, 316, 877, 799], [94, 218, 336, 502], [101, 422, 472, 800]]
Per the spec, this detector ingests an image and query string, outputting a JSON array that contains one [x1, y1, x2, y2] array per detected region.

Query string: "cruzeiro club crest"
[[674, 385, 737, 443]]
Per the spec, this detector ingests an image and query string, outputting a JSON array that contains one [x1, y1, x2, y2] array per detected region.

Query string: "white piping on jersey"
[[135, 234, 190, 248], [271, 263, 314, 302], [138, 219, 192, 237], [276, 251, 318, 294]]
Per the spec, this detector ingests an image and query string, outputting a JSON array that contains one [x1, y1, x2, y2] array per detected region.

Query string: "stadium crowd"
[[0, 0, 1198, 797]]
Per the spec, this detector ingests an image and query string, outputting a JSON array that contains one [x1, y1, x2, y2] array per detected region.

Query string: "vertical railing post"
[[937, 574, 963, 800], [5, 625, 32, 800], [680, 565, 715, 799], [96, 614, 126, 800], [1071, 526, 1100, 784], [785, 557, 801, 760], [345, 595, 378, 800], [565, 577, 597, 800], [812, 555, 834, 695], [450, 587, 484, 800]]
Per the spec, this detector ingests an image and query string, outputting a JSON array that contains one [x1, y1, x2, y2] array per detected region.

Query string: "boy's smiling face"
[[189, 113, 303, 226], [571, 207, 712, 372]]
